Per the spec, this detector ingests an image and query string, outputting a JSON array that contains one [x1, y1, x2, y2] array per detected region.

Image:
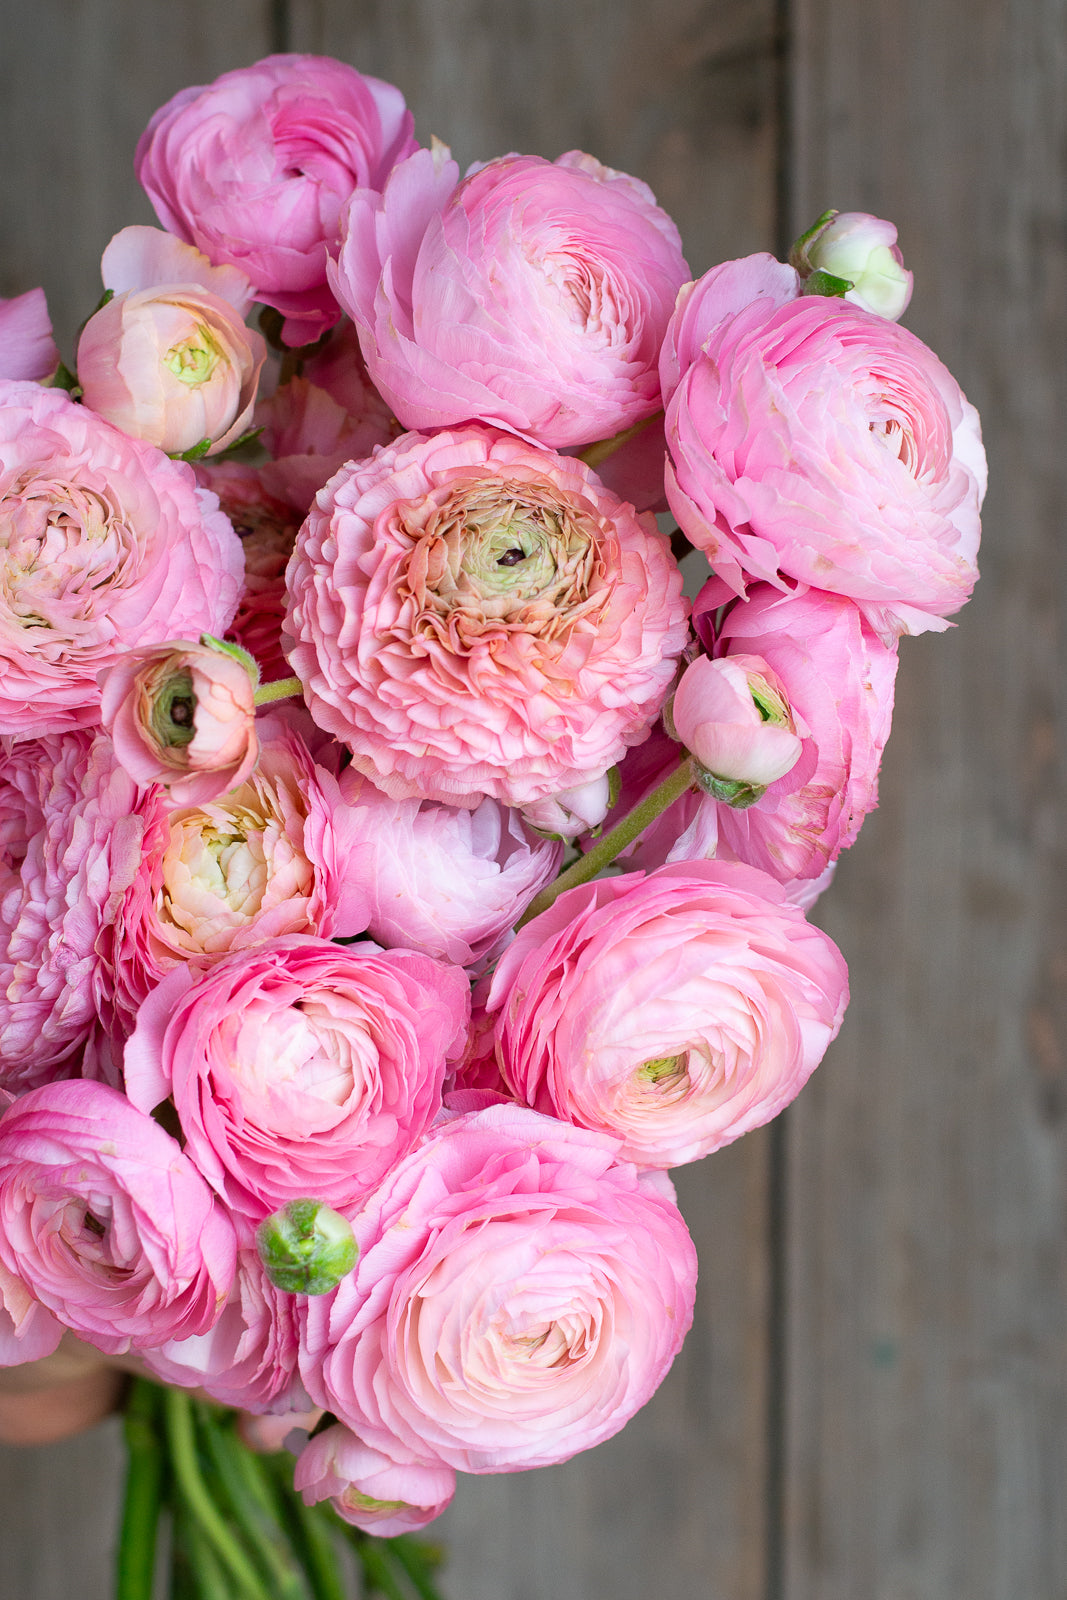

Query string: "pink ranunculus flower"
[[670, 653, 803, 794], [301, 1104, 696, 1475], [78, 224, 266, 456], [331, 146, 689, 449], [0, 729, 144, 1091], [140, 1244, 310, 1414], [0, 381, 243, 737], [520, 773, 613, 840], [486, 860, 849, 1168], [78, 287, 266, 458], [0, 1080, 236, 1354], [195, 460, 301, 684], [662, 280, 986, 640], [256, 319, 400, 513], [0, 1256, 63, 1366], [331, 771, 563, 969], [99, 636, 259, 806], [0, 289, 59, 381], [101, 712, 368, 1028], [696, 580, 899, 881], [284, 426, 688, 807], [123, 935, 470, 1221], [136, 55, 418, 346], [295, 1424, 456, 1536]]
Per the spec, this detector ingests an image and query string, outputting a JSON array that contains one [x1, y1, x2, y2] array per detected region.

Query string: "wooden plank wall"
[[0, 1, 1062, 1596]]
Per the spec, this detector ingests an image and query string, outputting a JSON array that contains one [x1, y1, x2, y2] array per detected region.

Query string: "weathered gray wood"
[[288, 0, 781, 275], [0, 9, 273, 1598], [0, 0, 275, 356], [784, 3, 1067, 1597]]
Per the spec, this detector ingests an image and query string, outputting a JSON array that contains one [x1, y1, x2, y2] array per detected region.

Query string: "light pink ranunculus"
[[670, 653, 802, 792], [0, 381, 243, 737], [284, 426, 687, 807], [295, 1424, 455, 1536], [0, 289, 59, 382], [301, 1104, 696, 1474], [78, 287, 266, 458], [331, 146, 688, 449], [486, 860, 849, 1168], [331, 771, 563, 969], [696, 581, 899, 881], [0, 1080, 235, 1354], [78, 225, 266, 457], [520, 773, 612, 840], [663, 286, 986, 640], [123, 935, 470, 1221], [0, 729, 143, 1090], [140, 1244, 310, 1414], [99, 637, 259, 806], [136, 55, 418, 346], [101, 712, 368, 1027]]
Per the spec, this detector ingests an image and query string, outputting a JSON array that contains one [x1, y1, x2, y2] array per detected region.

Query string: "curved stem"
[[517, 754, 696, 927], [162, 1388, 272, 1600]]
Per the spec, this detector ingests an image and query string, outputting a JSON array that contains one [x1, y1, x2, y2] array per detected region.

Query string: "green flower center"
[[163, 325, 223, 387], [150, 670, 197, 748]]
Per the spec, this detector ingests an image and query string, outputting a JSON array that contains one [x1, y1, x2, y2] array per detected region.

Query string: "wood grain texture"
[[785, 2, 1067, 1596], [287, 0, 781, 275], [0, 0, 275, 353]]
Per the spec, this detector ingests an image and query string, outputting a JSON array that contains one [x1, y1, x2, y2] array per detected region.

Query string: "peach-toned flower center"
[[397, 474, 605, 640]]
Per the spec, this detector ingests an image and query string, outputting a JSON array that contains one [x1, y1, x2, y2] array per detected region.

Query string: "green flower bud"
[[255, 1199, 358, 1295]]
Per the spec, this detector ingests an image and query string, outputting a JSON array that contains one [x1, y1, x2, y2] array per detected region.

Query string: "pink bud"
[[99, 636, 259, 804], [671, 654, 802, 803]]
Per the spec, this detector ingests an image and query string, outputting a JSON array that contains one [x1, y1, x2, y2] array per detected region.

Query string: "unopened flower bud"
[[671, 654, 803, 809], [255, 1200, 358, 1296], [98, 635, 259, 805], [791, 209, 913, 322]]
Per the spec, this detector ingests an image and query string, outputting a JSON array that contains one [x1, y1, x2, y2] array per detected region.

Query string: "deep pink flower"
[[331, 146, 688, 448], [301, 1104, 696, 1474], [295, 1424, 455, 1536], [0, 730, 144, 1090], [136, 55, 418, 346], [486, 860, 849, 1167], [284, 426, 687, 806], [0, 381, 243, 737], [256, 320, 399, 513], [662, 274, 986, 638], [194, 460, 301, 684], [0, 1080, 235, 1354], [123, 935, 470, 1221]]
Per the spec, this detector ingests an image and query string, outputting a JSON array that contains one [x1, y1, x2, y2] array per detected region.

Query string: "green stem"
[[261, 1455, 350, 1600], [253, 675, 304, 707], [388, 1536, 448, 1600], [162, 1388, 273, 1600], [116, 1378, 165, 1600], [348, 1536, 412, 1600], [576, 410, 662, 471], [197, 1409, 308, 1600], [517, 754, 696, 927]]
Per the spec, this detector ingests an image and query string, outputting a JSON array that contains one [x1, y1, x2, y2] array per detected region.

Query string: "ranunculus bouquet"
[[0, 51, 985, 1600]]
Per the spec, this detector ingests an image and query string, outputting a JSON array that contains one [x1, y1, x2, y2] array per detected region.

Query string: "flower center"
[[164, 325, 223, 387]]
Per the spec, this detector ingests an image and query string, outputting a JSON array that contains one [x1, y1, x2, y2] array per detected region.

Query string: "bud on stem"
[[256, 1200, 358, 1295]]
